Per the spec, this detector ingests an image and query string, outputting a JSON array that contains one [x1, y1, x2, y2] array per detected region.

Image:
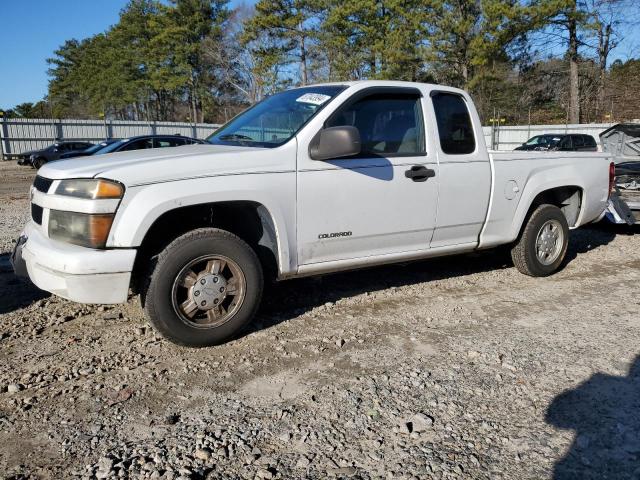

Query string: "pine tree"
[[242, 0, 320, 86]]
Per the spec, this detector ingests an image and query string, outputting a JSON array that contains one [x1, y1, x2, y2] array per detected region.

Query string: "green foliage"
[[35, 0, 640, 124], [1, 101, 50, 118], [242, 0, 320, 86], [318, 0, 425, 81], [47, 0, 230, 121]]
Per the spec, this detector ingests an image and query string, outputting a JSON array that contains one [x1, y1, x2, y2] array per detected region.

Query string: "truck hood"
[[38, 144, 288, 186]]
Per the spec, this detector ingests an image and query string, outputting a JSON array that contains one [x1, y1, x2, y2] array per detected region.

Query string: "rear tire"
[[143, 228, 263, 347], [511, 204, 569, 277]]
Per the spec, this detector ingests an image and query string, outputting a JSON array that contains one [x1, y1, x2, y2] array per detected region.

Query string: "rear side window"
[[572, 135, 584, 147], [120, 138, 153, 151], [431, 92, 475, 154], [584, 135, 596, 147], [156, 137, 187, 148]]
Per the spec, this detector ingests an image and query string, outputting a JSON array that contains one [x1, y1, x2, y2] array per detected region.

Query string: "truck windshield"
[[207, 86, 346, 148]]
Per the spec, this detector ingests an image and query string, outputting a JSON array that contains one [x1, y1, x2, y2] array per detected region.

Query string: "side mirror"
[[309, 126, 361, 161]]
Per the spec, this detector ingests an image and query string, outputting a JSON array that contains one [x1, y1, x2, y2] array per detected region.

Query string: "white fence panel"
[[0, 118, 220, 158], [1, 117, 621, 158]]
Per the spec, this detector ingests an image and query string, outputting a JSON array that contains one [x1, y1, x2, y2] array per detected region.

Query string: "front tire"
[[511, 204, 569, 277], [32, 157, 46, 169], [143, 228, 263, 347]]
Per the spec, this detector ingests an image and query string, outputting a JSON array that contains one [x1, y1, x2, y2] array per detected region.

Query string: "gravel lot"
[[1, 160, 639, 479]]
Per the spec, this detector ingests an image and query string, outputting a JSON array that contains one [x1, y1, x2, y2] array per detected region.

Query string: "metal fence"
[[483, 123, 614, 151], [0, 116, 618, 159], [0, 118, 221, 159]]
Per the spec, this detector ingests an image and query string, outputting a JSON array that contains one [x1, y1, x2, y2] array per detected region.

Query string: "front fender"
[[107, 172, 297, 275]]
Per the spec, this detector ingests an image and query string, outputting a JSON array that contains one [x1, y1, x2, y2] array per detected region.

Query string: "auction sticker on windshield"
[[296, 93, 331, 106]]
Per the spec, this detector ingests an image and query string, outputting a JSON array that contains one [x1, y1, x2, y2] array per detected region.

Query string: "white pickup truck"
[[12, 81, 612, 347]]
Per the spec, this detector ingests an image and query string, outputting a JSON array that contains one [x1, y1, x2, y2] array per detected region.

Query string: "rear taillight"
[[608, 161, 615, 198]]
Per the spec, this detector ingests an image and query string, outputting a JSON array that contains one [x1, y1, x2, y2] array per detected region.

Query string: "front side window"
[[207, 86, 346, 148], [431, 92, 475, 155], [155, 138, 185, 148], [326, 92, 425, 156], [558, 136, 572, 149]]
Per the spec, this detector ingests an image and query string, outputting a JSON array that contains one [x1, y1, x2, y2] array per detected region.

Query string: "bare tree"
[[582, 0, 640, 120], [202, 5, 271, 105]]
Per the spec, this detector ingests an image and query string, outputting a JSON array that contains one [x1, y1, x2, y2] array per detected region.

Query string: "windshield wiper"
[[218, 134, 254, 141]]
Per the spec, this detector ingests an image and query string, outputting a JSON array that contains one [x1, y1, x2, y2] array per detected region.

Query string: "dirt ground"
[[1, 160, 639, 480]]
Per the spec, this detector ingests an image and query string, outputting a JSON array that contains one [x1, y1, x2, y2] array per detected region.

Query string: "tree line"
[[3, 0, 639, 125]]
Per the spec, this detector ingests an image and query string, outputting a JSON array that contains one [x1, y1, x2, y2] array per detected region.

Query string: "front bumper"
[[13, 222, 136, 304]]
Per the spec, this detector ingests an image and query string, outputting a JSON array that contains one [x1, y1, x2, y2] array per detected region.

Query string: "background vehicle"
[[59, 139, 118, 159], [13, 81, 612, 348], [600, 123, 640, 223], [17, 141, 95, 168], [87, 135, 205, 156], [515, 134, 598, 152]]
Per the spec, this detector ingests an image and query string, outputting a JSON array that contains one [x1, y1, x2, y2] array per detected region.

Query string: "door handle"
[[405, 165, 436, 182]]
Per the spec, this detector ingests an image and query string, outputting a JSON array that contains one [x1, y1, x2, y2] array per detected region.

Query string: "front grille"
[[33, 175, 53, 193], [31, 204, 43, 225]]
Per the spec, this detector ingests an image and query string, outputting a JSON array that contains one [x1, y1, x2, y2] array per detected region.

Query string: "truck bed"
[[479, 150, 611, 248]]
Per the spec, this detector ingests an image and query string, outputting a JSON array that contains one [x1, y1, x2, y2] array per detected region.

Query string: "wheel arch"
[[129, 200, 283, 293], [512, 185, 584, 241]]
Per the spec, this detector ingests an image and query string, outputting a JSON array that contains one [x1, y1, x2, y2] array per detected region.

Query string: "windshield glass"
[[94, 139, 127, 155], [82, 142, 112, 155], [207, 85, 346, 148], [525, 135, 562, 146], [525, 136, 544, 145]]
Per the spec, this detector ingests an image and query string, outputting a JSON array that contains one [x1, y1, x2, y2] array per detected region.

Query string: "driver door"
[[296, 87, 439, 265]]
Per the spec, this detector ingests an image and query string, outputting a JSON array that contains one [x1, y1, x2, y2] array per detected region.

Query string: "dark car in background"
[[62, 135, 205, 159], [59, 139, 119, 159], [17, 141, 95, 168], [515, 134, 598, 152], [21, 135, 205, 167]]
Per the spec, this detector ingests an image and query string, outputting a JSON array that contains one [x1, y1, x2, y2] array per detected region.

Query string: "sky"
[[0, 0, 130, 108], [0, 1, 638, 110], [0, 0, 251, 109]]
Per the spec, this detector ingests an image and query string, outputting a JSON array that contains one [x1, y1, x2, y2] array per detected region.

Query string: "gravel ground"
[[1, 160, 640, 479]]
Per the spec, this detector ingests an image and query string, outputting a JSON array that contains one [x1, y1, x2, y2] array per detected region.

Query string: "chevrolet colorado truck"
[[12, 81, 612, 347]]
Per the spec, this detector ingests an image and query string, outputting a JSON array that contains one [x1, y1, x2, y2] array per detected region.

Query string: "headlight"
[[48, 210, 114, 248], [55, 179, 124, 199]]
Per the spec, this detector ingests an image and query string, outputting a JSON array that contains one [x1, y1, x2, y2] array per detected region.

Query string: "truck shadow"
[[546, 355, 640, 480], [0, 272, 50, 315], [249, 225, 618, 335], [563, 223, 618, 264]]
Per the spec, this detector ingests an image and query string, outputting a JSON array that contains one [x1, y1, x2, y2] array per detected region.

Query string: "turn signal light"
[[94, 179, 124, 199]]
